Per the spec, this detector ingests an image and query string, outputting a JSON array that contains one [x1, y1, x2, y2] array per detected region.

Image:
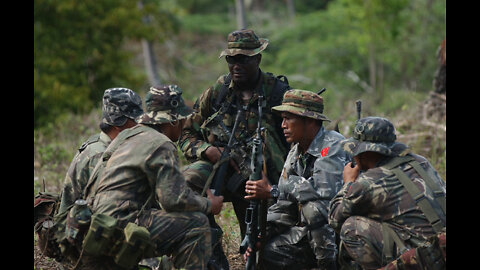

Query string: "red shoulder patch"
[[320, 147, 330, 157]]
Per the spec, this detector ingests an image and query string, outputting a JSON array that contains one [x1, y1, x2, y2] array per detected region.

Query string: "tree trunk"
[[138, 0, 162, 86], [368, 42, 376, 93], [286, 0, 295, 20], [141, 40, 162, 86], [235, 0, 247, 29]]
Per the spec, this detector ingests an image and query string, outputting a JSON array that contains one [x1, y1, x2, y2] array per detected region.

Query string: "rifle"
[[351, 100, 362, 168], [202, 108, 244, 197], [240, 96, 265, 270]]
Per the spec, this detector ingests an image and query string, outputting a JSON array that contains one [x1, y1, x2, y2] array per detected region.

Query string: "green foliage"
[[34, 0, 179, 128]]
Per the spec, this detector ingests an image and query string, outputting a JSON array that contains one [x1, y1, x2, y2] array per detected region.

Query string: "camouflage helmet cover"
[[341, 116, 406, 157], [102, 87, 144, 126], [136, 84, 193, 125], [271, 89, 331, 122], [219, 29, 269, 58]]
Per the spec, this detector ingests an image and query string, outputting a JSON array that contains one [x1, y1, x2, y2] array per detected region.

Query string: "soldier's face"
[[170, 118, 186, 142], [280, 112, 305, 144], [226, 54, 261, 85]]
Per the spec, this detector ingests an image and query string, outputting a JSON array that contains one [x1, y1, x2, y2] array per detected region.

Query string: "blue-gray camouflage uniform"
[[262, 89, 350, 270]]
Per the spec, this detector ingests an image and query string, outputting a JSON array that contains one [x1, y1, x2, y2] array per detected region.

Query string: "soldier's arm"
[[328, 177, 373, 233], [179, 86, 216, 162], [149, 142, 211, 214], [289, 143, 351, 226]]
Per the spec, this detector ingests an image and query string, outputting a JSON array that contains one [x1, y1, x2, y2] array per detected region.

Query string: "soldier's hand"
[[242, 241, 261, 262], [207, 189, 224, 215], [204, 146, 240, 174], [343, 162, 360, 184], [244, 172, 271, 200], [204, 146, 223, 163]]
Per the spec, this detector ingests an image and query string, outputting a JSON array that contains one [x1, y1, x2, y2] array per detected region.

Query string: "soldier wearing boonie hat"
[[102, 87, 144, 126], [52, 87, 143, 264], [180, 30, 291, 270], [340, 116, 406, 157], [271, 89, 331, 122], [86, 84, 224, 270], [136, 84, 193, 125], [218, 29, 269, 58], [328, 117, 446, 269], [255, 89, 349, 270]]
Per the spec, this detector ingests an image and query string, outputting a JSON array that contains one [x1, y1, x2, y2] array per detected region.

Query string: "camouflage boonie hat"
[[136, 84, 193, 125], [341, 117, 404, 157], [271, 89, 331, 122], [102, 87, 144, 126], [219, 29, 269, 58]]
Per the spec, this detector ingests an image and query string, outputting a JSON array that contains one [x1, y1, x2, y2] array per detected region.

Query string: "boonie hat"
[[219, 29, 269, 58], [102, 87, 143, 126], [341, 117, 406, 157], [272, 89, 330, 122], [136, 84, 193, 125]]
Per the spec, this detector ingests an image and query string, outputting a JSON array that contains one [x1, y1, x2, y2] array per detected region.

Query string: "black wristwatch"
[[270, 185, 279, 199]]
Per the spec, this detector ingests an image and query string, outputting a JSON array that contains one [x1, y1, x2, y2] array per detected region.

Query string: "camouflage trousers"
[[262, 224, 337, 270], [339, 216, 413, 270], [137, 209, 211, 270], [61, 209, 210, 270]]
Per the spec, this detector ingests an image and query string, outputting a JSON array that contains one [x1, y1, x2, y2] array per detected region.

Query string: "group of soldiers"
[[34, 29, 446, 270]]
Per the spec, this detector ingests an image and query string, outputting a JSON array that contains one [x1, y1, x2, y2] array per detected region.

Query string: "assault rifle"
[[202, 108, 244, 197], [240, 96, 265, 270]]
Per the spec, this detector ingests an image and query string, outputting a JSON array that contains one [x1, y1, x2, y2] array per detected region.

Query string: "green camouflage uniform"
[[53, 87, 143, 259], [179, 30, 291, 240], [180, 70, 290, 192], [328, 117, 446, 269], [262, 89, 350, 270], [86, 85, 212, 270]]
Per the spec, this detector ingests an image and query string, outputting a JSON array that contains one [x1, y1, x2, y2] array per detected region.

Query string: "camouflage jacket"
[[267, 127, 350, 236], [179, 71, 290, 185], [89, 125, 211, 226], [53, 132, 111, 242], [328, 149, 446, 242], [56, 132, 111, 217]]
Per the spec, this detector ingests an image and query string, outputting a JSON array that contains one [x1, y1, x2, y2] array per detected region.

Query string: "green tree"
[[34, 0, 179, 128]]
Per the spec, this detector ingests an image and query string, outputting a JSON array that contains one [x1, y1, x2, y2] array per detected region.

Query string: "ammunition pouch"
[[82, 213, 155, 269], [114, 222, 155, 269], [225, 172, 246, 194], [82, 213, 121, 256], [224, 149, 251, 194]]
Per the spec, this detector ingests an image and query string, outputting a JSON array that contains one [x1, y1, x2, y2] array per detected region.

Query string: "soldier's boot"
[[207, 227, 230, 270]]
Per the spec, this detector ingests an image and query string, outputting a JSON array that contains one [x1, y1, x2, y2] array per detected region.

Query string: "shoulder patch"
[[78, 134, 100, 153]]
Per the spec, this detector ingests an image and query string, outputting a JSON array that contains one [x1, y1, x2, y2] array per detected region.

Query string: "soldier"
[[328, 117, 446, 269], [245, 89, 350, 270], [85, 85, 224, 270], [179, 29, 291, 268], [51, 87, 143, 262]]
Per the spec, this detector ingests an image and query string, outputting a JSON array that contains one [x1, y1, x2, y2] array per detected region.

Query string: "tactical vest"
[[201, 72, 290, 192], [380, 154, 446, 262]]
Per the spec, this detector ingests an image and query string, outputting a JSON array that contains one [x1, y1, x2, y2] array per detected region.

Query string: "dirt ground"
[[34, 235, 245, 270]]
